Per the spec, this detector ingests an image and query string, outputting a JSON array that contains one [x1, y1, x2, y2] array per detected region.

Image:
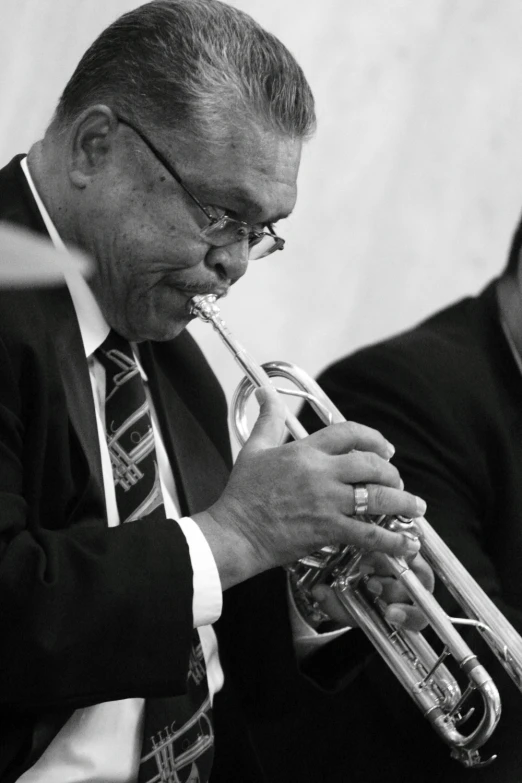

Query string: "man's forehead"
[[204, 182, 295, 223], [228, 189, 295, 223], [178, 125, 302, 221]]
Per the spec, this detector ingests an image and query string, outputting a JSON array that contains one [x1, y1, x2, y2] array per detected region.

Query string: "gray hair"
[[51, 0, 316, 145]]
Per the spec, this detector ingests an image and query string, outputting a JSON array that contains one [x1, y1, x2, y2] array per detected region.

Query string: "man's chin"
[[119, 308, 190, 343], [137, 317, 190, 342]]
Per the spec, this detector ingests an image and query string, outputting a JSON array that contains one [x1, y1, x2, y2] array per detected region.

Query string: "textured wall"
[[2, 0, 522, 435]]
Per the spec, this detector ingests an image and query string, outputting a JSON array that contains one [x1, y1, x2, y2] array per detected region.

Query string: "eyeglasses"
[[116, 116, 285, 261]]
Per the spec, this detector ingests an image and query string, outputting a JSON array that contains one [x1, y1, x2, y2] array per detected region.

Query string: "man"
[[0, 2, 433, 781], [298, 217, 522, 781]]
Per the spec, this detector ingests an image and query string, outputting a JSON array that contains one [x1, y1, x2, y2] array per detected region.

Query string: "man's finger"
[[384, 603, 429, 633], [240, 386, 287, 454], [311, 584, 356, 627], [337, 517, 422, 559], [344, 484, 426, 520], [367, 576, 409, 605], [307, 421, 395, 460], [312, 586, 429, 633], [361, 552, 434, 592], [332, 450, 402, 488]]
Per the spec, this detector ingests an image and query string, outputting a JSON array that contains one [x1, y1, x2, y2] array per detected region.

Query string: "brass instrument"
[[190, 293, 522, 768]]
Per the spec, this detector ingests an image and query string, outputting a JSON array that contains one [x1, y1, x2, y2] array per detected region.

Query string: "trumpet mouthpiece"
[[189, 294, 219, 321]]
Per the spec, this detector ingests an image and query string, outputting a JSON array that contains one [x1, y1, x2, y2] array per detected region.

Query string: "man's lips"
[[175, 287, 229, 316], [179, 286, 229, 300]]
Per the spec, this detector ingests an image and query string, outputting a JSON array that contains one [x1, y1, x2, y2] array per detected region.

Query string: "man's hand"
[[194, 386, 427, 590], [311, 550, 435, 632]]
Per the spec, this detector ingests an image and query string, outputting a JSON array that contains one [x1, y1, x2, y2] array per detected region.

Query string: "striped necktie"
[[96, 330, 214, 783]]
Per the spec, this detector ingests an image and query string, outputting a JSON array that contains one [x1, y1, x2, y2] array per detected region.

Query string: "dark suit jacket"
[[0, 155, 367, 783], [0, 155, 236, 779], [299, 283, 522, 782]]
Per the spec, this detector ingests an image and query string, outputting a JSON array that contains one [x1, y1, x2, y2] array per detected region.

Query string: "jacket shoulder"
[[0, 155, 46, 234], [322, 292, 496, 395]]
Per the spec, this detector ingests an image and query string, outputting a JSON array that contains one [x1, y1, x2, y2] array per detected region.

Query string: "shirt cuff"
[[176, 516, 223, 628], [287, 574, 352, 661]]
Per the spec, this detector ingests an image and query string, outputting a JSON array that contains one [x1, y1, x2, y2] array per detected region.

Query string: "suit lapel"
[[0, 157, 106, 518], [43, 286, 106, 510], [139, 341, 230, 517], [0, 154, 48, 234]]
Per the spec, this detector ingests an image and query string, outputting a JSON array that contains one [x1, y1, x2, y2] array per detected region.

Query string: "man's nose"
[[205, 240, 249, 284]]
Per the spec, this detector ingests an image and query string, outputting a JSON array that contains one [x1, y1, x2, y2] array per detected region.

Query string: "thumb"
[[240, 386, 287, 454]]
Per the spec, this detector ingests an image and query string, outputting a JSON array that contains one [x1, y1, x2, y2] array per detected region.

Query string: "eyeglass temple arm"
[[116, 115, 216, 222]]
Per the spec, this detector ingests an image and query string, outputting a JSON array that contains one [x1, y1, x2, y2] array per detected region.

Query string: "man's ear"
[[68, 105, 118, 189]]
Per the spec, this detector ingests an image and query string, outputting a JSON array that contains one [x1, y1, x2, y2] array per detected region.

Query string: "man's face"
[[76, 117, 301, 342]]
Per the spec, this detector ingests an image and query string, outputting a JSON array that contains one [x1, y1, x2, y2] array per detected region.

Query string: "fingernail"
[[386, 441, 395, 458], [399, 479, 404, 490], [405, 536, 421, 556], [416, 496, 427, 516], [387, 607, 407, 625]]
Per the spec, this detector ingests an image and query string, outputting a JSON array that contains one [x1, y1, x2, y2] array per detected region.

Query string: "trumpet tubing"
[[190, 293, 522, 768]]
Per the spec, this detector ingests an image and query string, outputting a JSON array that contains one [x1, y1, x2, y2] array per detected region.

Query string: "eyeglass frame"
[[115, 115, 285, 259]]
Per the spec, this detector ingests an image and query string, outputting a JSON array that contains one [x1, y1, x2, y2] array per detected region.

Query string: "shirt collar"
[[20, 156, 110, 358]]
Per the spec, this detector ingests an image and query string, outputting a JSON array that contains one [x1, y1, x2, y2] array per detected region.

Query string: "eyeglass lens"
[[203, 217, 279, 260]]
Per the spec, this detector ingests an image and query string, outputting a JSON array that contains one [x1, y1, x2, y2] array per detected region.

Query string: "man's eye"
[[247, 224, 267, 238], [205, 205, 227, 221], [248, 226, 268, 246]]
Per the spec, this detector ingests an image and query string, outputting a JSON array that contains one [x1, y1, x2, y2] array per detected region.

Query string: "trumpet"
[[190, 293, 522, 768]]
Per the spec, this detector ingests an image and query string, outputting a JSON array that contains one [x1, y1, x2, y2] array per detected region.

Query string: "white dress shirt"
[[17, 156, 347, 782]]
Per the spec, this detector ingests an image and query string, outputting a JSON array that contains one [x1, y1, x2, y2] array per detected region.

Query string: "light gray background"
[[2, 0, 521, 440]]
